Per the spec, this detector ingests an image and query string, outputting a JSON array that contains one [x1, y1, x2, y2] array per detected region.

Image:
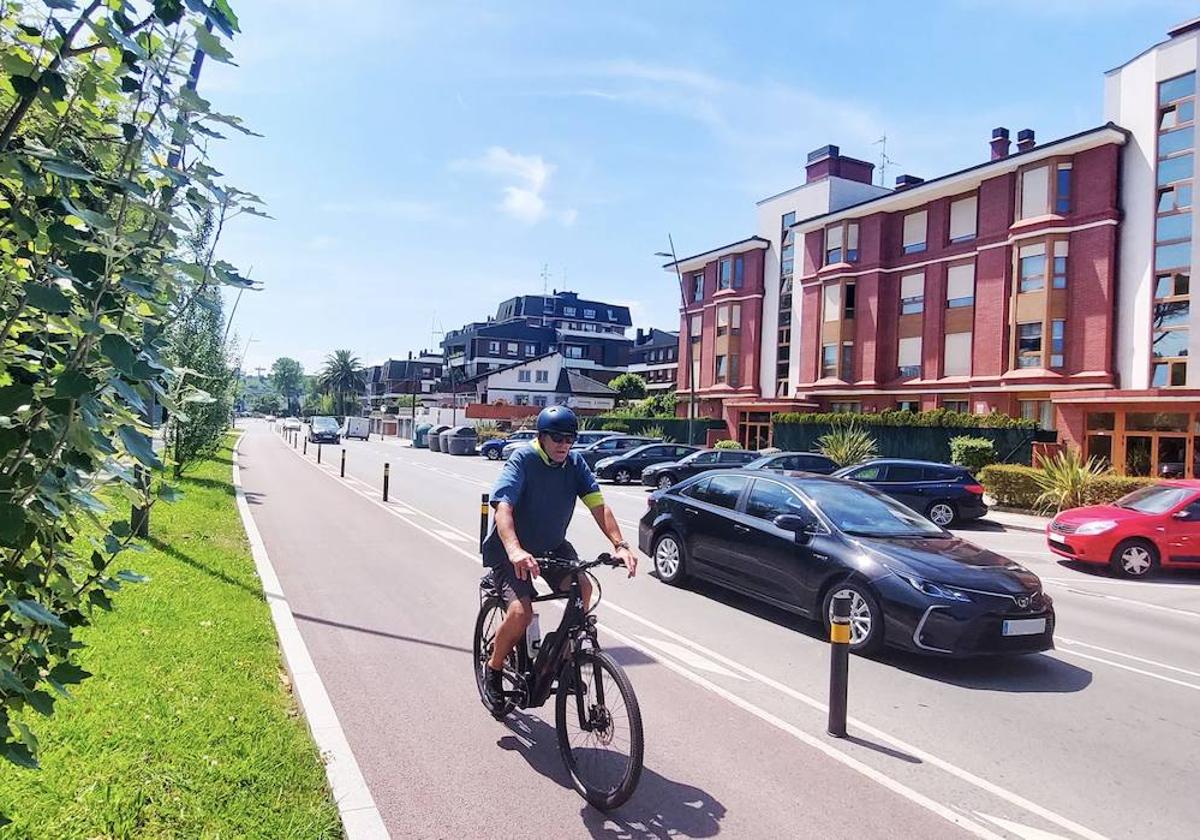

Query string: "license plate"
[[1047, 531, 1066, 544], [1002, 618, 1047, 636]]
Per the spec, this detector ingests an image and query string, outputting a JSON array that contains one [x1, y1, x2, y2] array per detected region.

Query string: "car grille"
[[1050, 521, 1078, 535]]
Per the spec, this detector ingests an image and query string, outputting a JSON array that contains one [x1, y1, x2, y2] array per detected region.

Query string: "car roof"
[[854, 458, 962, 469], [755, 451, 833, 458], [1159, 479, 1200, 489]]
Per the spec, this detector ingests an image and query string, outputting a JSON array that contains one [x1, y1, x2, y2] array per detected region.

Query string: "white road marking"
[[976, 812, 1073, 839], [1048, 585, 1200, 619], [1057, 637, 1200, 679], [1041, 575, 1200, 591], [635, 636, 748, 680], [432, 528, 471, 543], [1054, 648, 1200, 692], [276, 432, 1112, 840]]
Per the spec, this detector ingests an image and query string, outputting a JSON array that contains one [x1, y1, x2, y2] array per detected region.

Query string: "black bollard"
[[340, 448, 346, 477], [303, 437, 307, 455], [383, 462, 390, 502], [479, 493, 490, 552], [827, 591, 852, 738]]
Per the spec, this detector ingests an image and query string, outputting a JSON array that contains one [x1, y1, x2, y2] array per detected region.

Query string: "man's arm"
[[589, 503, 638, 578], [494, 501, 540, 580]]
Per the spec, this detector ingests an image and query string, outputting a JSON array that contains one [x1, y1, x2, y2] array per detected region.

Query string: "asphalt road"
[[241, 422, 1200, 840]]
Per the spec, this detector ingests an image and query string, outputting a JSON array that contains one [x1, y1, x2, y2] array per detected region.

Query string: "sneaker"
[[483, 665, 506, 710]]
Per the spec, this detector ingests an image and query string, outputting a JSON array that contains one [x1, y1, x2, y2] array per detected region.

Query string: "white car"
[[265, 414, 276, 422], [282, 418, 301, 431]]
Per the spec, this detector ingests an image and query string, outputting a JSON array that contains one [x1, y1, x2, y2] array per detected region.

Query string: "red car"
[[1046, 480, 1200, 577]]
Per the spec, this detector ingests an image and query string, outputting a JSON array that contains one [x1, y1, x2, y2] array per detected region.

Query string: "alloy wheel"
[[929, 502, 955, 527], [831, 587, 872, 645], [615, 469, 632, 484], [657, 475, 673, 490], [654, 536, 680, 580]]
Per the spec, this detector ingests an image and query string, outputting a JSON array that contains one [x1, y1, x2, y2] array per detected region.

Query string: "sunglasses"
[[546, 432, 577, 444]]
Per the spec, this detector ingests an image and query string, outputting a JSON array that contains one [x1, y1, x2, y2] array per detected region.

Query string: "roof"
[[661, 236, 770, 272], [558, 368, 617, 396], [1107, 18, 1200, 74], [634, 328, 679, 349]]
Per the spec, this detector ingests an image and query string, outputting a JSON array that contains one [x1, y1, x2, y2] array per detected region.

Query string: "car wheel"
[[614, 468, 632, 485], [1110, 538, 1158, 578], [657, 474, 675, 491], [485, 448, 500, 461], [652, 531, 686, 584], [927, 500, 957, 527], [822, 580, 884, 656]]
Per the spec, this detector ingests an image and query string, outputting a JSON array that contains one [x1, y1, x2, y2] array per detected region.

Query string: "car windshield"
[[802, 481, 944, 537], [1113, 484, 1196, 513], [745, 455, 779, 469], [311, 417, 337, 432]]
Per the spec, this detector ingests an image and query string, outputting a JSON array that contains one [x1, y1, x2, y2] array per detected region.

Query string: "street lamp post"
[[656, 236, 697, 445]]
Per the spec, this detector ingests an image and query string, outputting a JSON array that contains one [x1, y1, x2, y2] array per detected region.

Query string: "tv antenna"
[[874, 135, 898, 187]]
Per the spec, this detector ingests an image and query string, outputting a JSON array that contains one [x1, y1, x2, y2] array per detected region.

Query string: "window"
[[1056, 164, 1072, 214], [583, 308, 595, 319], [1050, 319, 1065, 368], [896, 400, 920, 412], [525, 343, 537, 355], [821, 344, 837, 378], [1017, 322, 1042, 368], [898, 336, 922, 379], [715, 355, 727, 383], [535, 369, 548, 383], [824, 343, 853, 381], [565, 346, 584, 359], [949, 195, 977, 243], [825, 224, 843, 264], [1020, 165, 1050, 219], [830, 401, 861, 414], [733, 255, 745, 289], [823, 221, 859, 265], [563, 306, 576, 316], [518, 370, 531, 382], [702, 474, 749, 510], [488, 340, 500, 354], [506, 342, 518, 355], [731, 303, 741, 333], [1053, 241, 1068, 289], [885, 465, 925, 482], [716, 306, 729, 337], [729, 353, 740, 387], [1019, 243, 1046, 292], [514, 394, 530, 406], [692, 273, 704, 302], [840, 343, 853, 381], [533, 395, 548, 407], [718, 257, 733, 290], [746, 480, 807, 521], [1020, 400, 1055, 431], [902, 211, 927, 254], [943, 399, 969, 413], [943, 331, 972, 377], [900, 272, 924, 315], [946, 263, 975, 308], [1153, 72, 1194, 388], [848, 465, 882, 480], [823, 283, 841, 322], [844, 283, 856, 319], [608, 310, 619, 322]]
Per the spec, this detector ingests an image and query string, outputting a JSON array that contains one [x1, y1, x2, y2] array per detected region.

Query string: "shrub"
[[473, 421, 505, 443], [1083, 475, 1158, 506], [714, 439, 741, 450], [601, 421, 631, 433], [577, 415, 595, 431], [773, 409, 1037, 430], [642, 424, 673, 442], [949, 436, 996, 473], [1034, 448, 1108, 512], [979, 464, 1043, 509], [609, 372, 648, 403], [816, 424, 878, 466]]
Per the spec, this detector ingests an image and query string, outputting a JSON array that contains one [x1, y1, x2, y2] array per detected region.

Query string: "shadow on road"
[[603, 645, 659, 668], [1056, 559, 1200, 585], [243, 490, 266, 506], [948, 519, 1010, 534], [292, 612, 473, 654], [499, 712, 726, 839]]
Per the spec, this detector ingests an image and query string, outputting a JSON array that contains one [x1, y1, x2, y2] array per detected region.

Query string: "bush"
[[774, 408, 1037, 430], [1084, 475, 1158, 505], [714, 439, 741, 450], [949, 436, 996, 473], [642, 424, 673, 442], [601, 421, 631, 433], [473, 421, 506, 443], [979, 464, 1043, 509], [1034, 448, 1108, 512], [816, 424, 878, 466]]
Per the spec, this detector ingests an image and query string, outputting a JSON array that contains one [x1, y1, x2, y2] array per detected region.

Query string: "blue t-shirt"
[[482, 440, 604, 567]]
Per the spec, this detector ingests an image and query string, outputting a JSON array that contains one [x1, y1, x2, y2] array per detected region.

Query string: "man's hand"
[[510, 548, 540, 580], [614, 544, 638, 578]]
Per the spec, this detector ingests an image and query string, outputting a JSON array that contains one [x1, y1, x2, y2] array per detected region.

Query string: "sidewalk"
[[985, 506, 1050, 534]]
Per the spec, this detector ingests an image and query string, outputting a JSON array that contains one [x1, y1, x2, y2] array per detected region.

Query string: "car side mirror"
[[773, 514, 819, 542], [1173, 509, 1193, 521]]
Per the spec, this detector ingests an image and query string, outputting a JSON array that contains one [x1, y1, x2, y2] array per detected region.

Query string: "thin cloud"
[[451, 146, 576, 226]]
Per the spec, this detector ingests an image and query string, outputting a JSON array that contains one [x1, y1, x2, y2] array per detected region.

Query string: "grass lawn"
[[0, 435, 342, 839]]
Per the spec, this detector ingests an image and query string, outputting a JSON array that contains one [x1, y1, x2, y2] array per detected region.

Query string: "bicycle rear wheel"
[[473, 596, 514, 718], [555, 649, 643, 811]]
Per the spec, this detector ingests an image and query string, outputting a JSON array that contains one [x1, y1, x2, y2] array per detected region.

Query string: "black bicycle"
[[473, 552, 644, 811]]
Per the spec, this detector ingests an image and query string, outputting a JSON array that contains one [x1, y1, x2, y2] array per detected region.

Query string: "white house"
[[471, 351, 618, 411]]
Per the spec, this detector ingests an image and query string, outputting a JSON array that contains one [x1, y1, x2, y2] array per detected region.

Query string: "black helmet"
[[536, 405, 578, 435]]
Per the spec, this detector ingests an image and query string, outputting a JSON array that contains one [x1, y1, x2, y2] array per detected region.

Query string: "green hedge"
[[714, 439, 741, 450], [773, 408, 1038, 430], [950, 436, 996, 472], [979, 464, 1159, 512]]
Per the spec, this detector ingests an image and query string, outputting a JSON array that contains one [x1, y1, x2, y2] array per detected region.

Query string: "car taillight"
[[965, 483, 985, 495]]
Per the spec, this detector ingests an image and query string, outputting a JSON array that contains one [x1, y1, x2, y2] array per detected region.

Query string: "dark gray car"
[[576, 435, 659, 470]]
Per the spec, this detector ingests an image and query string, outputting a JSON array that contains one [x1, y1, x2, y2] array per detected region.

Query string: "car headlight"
[[596, 458, 615, 469], [894, 571, 972, 602], [1074, 520, 1117, 536]]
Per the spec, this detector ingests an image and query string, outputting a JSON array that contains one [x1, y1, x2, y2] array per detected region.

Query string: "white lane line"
[[1041, 575, 1200, 591], [277, 435, 1109, 840], [433, 529, 471, 543], [976, 812, 1072, 840], [235, 435, 389, 840], [635, 636, 748, 680], [1047, 585, 1200, 619], [1054, 649, 1200, 692], [1057, 637, 1200, 679]]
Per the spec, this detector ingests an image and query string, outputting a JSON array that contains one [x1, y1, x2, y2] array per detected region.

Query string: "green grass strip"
[[0, 435, 343, 839]]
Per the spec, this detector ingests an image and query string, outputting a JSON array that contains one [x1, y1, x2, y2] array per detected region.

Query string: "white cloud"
[[451, 146, 575, 225]]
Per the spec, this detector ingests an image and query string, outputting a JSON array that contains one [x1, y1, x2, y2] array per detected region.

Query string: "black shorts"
[[491, 540, 578, 604]]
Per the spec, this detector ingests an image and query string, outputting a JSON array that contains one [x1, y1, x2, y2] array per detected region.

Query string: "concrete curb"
[[231, 433, 389, 839]]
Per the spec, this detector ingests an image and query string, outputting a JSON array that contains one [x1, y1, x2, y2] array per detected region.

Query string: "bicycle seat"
[[479, 569, 499, 595]]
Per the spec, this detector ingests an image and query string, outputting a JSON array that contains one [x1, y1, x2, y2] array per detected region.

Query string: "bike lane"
[[238, 423, 967, 839]]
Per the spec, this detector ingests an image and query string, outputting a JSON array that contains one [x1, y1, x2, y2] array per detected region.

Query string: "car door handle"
[[684, 507, 700, 516], [733, 524, 750, 533]]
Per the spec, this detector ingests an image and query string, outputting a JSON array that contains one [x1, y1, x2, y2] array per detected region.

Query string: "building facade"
[[461, 352, 617, 412], [629, 328, 679, 391], [363, 351, 443, 411]]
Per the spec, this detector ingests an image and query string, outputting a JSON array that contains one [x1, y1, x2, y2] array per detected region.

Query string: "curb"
[[231, 433, 389, 840]]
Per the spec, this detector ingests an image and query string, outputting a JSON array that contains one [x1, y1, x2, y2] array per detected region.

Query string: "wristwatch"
[[613, 540, 630, 551]]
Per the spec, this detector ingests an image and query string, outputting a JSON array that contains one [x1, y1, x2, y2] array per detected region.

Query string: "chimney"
[[407, 351, 412, 360], [636, 328, 645, 344], [805, 144, 875, 185], [990, 127, 1010, 160], [1016, 128, 1035, 153], [894, 174, 924, 190]]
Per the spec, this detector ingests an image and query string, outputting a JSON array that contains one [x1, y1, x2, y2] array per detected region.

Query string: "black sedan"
[[638, 470, 1053, 656], [307, 415, 341, 444], [594, 443, 700, 484], [743, 451, 838, 475], [641, 448, 760, 490], [834, 459, 987, 526], [576, 435, 659, 470]]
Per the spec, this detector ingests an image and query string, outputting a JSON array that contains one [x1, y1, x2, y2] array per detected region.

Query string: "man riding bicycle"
[[481, 405, 637, 708]]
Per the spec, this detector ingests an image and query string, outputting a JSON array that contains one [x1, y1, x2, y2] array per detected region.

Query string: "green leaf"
[[48, 662, 91, 686], [109, 377, 146, 413], [193, 24, 235, 64], [4, 596, 67, 629], [117, 424, 161, 468], [42, 158, 94, 181], [26, 690, 54, 716], [115, 570, 149, 584], [157, 483, 183, 502], [100, 334, 137, 377], [54, 370, 94, 398], [24, 282, 72, 314], [10, 75, 37, 99], [110, 520, 131, 539], [0, 384, 33, 414], [152, 0, 184, 25], [62, 198, 113, 230], [2, 742, 38, 769]]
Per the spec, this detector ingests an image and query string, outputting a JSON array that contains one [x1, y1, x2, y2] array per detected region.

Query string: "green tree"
[[270, 357, 304, 415], [165, 289, 234, 477], [609, 372, 647, 404], [252, 392, 282, 414], [0, 0, 260, 773], [319, 349, 366, 417]]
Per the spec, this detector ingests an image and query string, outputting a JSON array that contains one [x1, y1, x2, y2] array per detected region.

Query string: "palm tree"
[[319, 350, 366, 417]]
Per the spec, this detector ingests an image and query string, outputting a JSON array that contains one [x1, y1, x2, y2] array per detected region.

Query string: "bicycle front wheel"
[[555, 649, 644, 811], [473, 596, 514, 718]]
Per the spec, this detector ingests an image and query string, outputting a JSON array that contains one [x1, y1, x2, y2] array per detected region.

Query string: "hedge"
[[714, 439, 741, 450], [773, 408, 1038, 430], [979, 464, 1159, 512], [949, 436, 996, 472]]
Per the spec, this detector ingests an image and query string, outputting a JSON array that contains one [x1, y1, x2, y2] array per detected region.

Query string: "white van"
[[341, 416, 370, 441]]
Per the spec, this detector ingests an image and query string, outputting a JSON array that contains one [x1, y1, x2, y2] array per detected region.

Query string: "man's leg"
[[488, 596, 532, 671]]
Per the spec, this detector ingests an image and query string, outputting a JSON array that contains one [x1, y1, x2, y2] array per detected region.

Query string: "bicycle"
[[473, 552, 644, 811]]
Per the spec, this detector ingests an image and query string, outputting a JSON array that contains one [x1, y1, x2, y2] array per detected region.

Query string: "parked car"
[[639, 471, 1054, 656], [341, 416, 370, 441], [282, 417, 301, 431], [265, 414, 276, 423], [641, 448, 760, 490], [595, 443, 700, 484], [743, 451, 838, 475], [1047, 481, 1200, 578], [572, 430, 619, 449], [576, 435, 659, 470], [307, 415, 340, 444], [501, 433, 541, 460], [834, 459, 986, 526], [479, 429, 534, 460]]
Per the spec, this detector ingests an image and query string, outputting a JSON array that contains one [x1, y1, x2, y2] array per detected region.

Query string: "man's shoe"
[[484, 666, 507, 714]]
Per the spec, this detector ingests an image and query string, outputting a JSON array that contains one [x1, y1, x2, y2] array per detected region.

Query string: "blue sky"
[[205, 0, 1197, 377]]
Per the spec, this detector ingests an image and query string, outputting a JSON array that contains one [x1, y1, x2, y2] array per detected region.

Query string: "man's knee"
[[506, 598, 534, 628]]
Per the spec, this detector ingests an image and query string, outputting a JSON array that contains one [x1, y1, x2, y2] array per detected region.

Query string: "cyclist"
[[481, 405, 637, 707]]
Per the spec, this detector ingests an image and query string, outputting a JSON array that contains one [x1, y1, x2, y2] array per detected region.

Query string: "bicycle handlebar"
[[535, 552, 622, 571]]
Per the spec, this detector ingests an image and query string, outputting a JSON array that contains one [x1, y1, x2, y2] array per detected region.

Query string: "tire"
[[1110, 538, 1158, 578], [822, 580, 885, 656], [927, 500, 957, 528], [473, 596, 515, 719], [652, 530, 686, 584], [656, 474, 676, 491], [485, 447, 501, 461], [556, 649, 644, 811], [614, 468, 633, 485]]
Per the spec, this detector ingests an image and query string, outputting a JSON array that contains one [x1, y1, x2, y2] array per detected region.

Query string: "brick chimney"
[[894, 174, 924, 190], [805, 144, 876, 185], [990, 127, 1010, 160], [1016, 128, 1036, 153]]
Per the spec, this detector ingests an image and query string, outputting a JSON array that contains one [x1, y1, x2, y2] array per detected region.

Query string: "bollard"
[[340, 448, 346, 478], [827, 592, 852, 738], [292, 431, 296, 449], [317, 443, 322, 464], [479, 493, 490, 552], [383, 462, 390, 502], [303, 437, 307, 455]]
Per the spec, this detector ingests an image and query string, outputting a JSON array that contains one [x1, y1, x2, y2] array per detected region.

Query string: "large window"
[[692, 272, 704, 302], [943, 331, 972, 377], [1019, 243, 1046, 292], [1017, 322, 1042, 368], [777, 211, 795, 397], [1020, 400, 1055, 430], [946, 262, 975, 308], [824, 221, 859, 265], [898, 336, 922, 379], [949, 195, 977, 243], [1154, 71, 1195, 387], [1056, 164, 1072, 214], [1051, 319, 1065, 368], [1020, 166, 1050, 219], [718, 255, 744, 290], [821, 343, 853, 380], [1053, 241, 1068, 289], [535, 370, 548, 383], [900, 272, 924, 315], [823, 283, 841, 322], [518, 370, 531, 382], [902, 211, 927, 255], [716, 303, 741, 337], [714, 354, 727, 384]]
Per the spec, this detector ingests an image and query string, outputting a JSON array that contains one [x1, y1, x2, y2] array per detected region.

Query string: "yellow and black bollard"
[[827, 592, 852, 738], [317, 443, 322, 464], [479, 493, 490, 552], [340, 448, 346, 478], [382, 462, 390, 502]]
